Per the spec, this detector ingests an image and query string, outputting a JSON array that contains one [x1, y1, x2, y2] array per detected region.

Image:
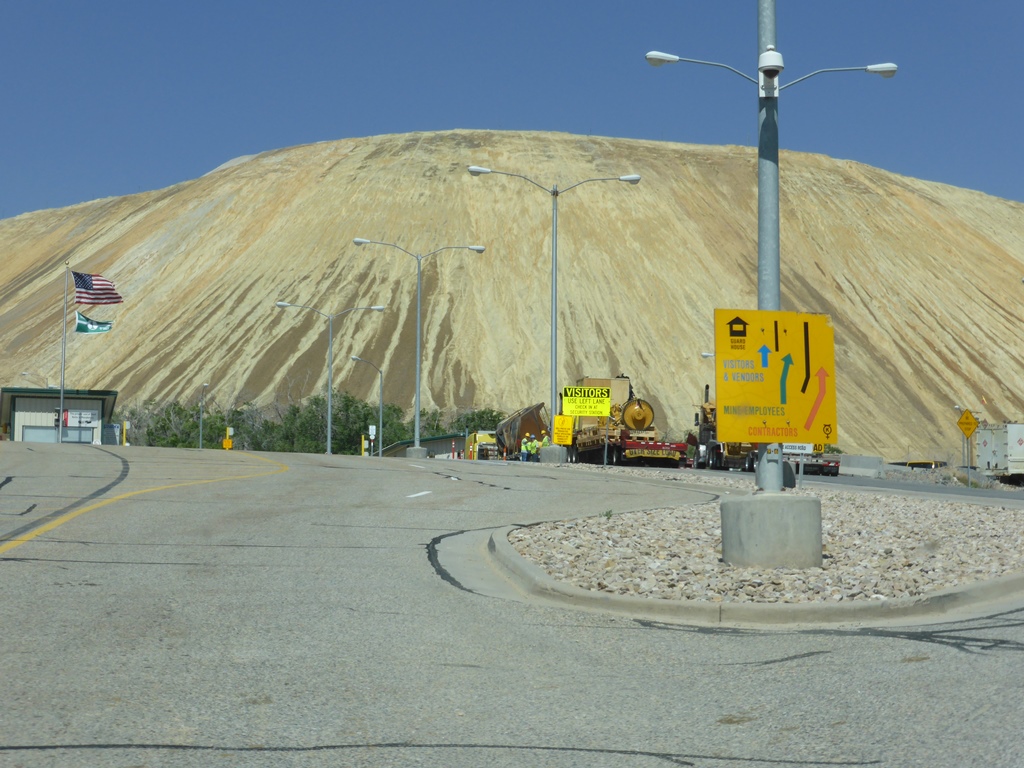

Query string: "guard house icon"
[[726, 315, 748, 351], [726, 316, 748, 338]]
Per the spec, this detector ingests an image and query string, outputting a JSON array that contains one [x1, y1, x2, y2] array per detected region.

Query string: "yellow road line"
[[0, 452, 289, 556]]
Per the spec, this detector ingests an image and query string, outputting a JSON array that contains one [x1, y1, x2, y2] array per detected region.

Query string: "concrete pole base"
[[539, 445, 567, 463], [720, 493, 822, 568], [405, 447, 429, 459]]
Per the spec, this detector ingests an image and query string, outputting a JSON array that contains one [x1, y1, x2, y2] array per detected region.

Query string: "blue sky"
[[0, 1, 1021, 218]]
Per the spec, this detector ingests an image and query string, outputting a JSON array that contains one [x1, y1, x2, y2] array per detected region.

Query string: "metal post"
[[967, 435, 973, 488], [351, 355, 384, 458], [465, 169, 635, 435], [551, 187, 559, 423], [755, 0, 784, 493], [199, 383, 208, 449], [353, 239, 481, 458], [603, 416, 609, 466], [326, 314, 334, 454], [414, 255, 423, 448], [276, 301, 384, 456]]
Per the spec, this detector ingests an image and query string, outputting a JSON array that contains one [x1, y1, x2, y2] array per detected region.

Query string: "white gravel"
[[508, 466, 1024, 604]]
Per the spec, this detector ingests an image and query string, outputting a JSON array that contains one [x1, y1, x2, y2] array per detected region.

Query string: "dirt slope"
[[2, 129, 1022, 460]]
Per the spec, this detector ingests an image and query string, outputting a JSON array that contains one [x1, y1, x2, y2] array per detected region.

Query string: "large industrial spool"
[[621, 399, 655, 431]]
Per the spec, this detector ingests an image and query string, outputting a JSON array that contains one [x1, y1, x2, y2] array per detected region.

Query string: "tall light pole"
[[275, 301, 385, 454], [353, 238, 485, 458], [199, 382, 209, 449], [646, 0, 896, 492], [466, 166, 639, 426], [352, 355, 384, 457]]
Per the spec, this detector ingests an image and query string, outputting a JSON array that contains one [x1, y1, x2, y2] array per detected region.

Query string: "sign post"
[[957, 409, 979, 487], [715, 308, 832, 569], [783, 442, 813, 488]]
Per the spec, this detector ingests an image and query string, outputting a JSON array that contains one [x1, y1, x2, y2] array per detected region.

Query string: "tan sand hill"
[[2, 129, 1023, 461]]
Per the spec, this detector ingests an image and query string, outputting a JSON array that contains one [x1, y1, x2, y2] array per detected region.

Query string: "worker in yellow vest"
[[540, 430, 551, 448], [527, 434, 540, 462], [520, 434, 530, 462]]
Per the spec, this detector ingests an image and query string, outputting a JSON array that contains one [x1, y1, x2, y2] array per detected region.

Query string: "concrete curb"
[[487, 526, 1024, 628]]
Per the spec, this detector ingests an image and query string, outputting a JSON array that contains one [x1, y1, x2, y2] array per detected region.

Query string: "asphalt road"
[[2, 443, 1022, 767]]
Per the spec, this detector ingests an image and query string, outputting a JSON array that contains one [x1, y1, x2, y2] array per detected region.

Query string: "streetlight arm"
[[467, 166, 553, 194], [353, 238, 416, 258], [356, 239, 484, 260], [647, 50, 896, 91], [334, 305, 386, 319], [779, 63, 898, 91], [276, 301, 328, 319], [351, 355, 381, 374], [560, 175, 641, 194], [646, 51, 758, 84], [422, 245, 486, 258], [471, 167, 639, 196]]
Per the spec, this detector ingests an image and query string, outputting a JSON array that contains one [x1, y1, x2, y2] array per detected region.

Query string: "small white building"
[[0, 387, 119, 444]]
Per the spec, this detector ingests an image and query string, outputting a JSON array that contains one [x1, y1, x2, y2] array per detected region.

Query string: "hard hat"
[[530, 434, 535, 438], [541, 430, 547, 434]]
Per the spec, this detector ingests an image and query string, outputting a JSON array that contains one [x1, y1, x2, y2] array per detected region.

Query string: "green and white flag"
[[75, 311, 113, 334]]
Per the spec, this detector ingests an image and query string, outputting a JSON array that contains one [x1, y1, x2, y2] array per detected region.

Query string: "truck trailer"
[[567, 376, 689, 468], [976, 423, 1024, 484]]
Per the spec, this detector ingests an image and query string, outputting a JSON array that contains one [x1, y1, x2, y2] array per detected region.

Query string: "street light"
[[646, 0, 895, 492], [21, 371, 50, 388], [352, 356, 384, 458], [353, 238, 485, 457], [466, 166, 640, 426], [199, 382, 209, 449], [275, 301, 385, 454]]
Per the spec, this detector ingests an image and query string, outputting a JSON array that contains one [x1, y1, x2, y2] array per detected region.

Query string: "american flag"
[[72, 271, 123, 305]]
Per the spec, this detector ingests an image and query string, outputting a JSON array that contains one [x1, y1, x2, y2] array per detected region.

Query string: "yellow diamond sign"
[[957, 409, 978, 439]]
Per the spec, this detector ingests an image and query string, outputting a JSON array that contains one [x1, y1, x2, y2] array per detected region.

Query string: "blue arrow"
[[758, 344, 771, 368], [780, 353, 793, 404]]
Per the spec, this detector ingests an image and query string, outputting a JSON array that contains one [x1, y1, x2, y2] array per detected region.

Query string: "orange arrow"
[[804, 368, 829, 431]]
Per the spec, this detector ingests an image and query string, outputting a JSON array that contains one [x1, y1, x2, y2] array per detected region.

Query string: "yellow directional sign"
[[957, 409, 978, 439], [561, 386, 611, 417], [713, 308, 837, 445]]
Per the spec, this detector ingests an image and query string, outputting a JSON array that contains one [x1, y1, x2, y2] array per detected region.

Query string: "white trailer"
[[976, 423, 1024, 482]]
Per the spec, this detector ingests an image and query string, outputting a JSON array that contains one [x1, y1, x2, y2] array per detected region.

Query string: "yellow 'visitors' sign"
[[561, 386, 611, 417]]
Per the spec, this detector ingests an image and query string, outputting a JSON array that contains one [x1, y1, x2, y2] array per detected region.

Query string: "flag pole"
[[59, 262, 69, 444]]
